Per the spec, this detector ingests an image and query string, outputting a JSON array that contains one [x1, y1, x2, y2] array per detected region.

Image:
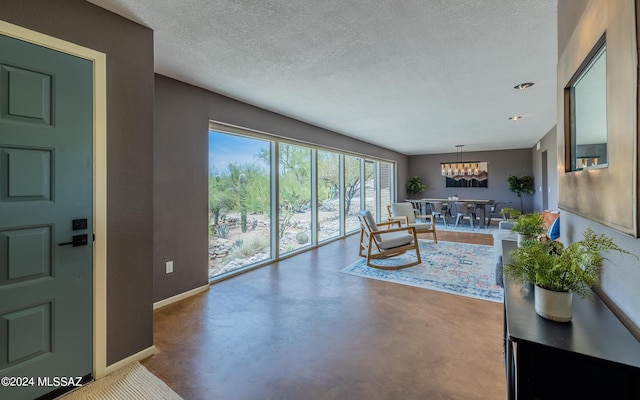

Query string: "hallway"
[[144, 233, 504, 399]]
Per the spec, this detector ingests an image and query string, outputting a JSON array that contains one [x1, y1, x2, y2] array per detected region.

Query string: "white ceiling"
[[88, 0, 558, 155]]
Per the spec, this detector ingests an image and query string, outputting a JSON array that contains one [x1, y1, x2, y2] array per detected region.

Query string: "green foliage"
[[226, 234, 269, 261], [406, 176, 427, 195], [215, 224, 229, 238], [276, 145, 312, 238], [208, 162, 270, 228], [504, 228, 635, 300], [500, 207, 521, 220], [511, 212, 545, 236], [507, 175, 535, 213]]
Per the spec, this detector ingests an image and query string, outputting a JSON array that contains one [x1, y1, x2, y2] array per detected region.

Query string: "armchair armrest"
[[388, 216, 410, 225], [378, 219, 402, 229]]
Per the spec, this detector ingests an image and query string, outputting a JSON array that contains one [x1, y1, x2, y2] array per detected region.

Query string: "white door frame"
[[0, 20, 108, 379]]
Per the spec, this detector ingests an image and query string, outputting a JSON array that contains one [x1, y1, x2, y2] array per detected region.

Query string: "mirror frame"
[[564, 34, 607, 172]]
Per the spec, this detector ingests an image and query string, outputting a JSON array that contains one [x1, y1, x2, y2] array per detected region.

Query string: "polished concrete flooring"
[[143, 231, 505, 400]]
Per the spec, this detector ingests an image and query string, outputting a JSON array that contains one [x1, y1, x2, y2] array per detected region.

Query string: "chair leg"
[[455, 213, 462, 228], [412, 230, 422, 264]]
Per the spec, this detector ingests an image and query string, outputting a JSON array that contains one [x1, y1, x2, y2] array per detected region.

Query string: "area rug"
[[341, 240, 503, 303], [61, 361, 182, 400]]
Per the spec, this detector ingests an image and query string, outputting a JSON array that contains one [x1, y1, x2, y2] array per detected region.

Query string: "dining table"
[[408, 198, 496, 229]]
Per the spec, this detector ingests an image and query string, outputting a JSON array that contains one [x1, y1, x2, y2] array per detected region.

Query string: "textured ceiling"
[[88, 0, 558, 155]]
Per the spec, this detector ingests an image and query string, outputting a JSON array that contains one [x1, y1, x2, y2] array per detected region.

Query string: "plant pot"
[[534, 285, 572, 322], [517, 233, 531, 246]]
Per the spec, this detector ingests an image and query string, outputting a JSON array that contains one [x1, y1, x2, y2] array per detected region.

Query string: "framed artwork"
[[441, 162, 488, 188]]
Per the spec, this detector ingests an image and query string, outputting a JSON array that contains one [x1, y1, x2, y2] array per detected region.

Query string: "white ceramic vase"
[[516, 233, 531, 246], [534, 285, 573, 322]]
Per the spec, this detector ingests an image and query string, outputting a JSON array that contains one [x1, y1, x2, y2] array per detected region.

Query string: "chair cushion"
[[411, 222, 433, 232], [391, 202, 416, 224], [358, 210, 378, 232], [376, 231, 413, 249]]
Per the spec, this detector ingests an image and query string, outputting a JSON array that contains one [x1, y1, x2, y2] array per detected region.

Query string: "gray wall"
[[557, 0, 640, 336], [557, 0, 591, 57], [0, 1, 155, 365], [407, 148, 534, 213], [531, 126, 559, 212], [154, 75, 409, 301]]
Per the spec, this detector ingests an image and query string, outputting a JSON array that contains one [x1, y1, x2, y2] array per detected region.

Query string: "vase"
[[534, 285, 572, 322], [516, 233, 531, 246]]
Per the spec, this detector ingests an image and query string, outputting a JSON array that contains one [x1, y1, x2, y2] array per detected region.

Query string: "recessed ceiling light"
[[514, 82, 534, 90], [509, 116, 523, 121]]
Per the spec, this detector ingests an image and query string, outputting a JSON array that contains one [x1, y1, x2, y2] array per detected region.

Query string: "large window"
[[208, 124, 395, 280], [278, 143, 312, 255], [318, 150, 341, 242], [208, 132, 272, 278], [344, 155, 363, 233]]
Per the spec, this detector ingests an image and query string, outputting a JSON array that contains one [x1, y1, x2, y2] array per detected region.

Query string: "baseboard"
[[104, 345, 156, 376], [153, 284, 210, 310]]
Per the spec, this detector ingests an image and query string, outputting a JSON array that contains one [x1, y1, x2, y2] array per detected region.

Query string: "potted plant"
[[511, 212, 545, 245], [406, 176, 427, 198], [504, 228, 634, 322], [507, 175, 535, 213]]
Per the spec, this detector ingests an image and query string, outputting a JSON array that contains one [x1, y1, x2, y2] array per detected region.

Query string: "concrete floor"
[[143, 232, 505, 400]]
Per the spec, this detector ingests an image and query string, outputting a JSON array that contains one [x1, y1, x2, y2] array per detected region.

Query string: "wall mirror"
[[565, 35, 607, 171]]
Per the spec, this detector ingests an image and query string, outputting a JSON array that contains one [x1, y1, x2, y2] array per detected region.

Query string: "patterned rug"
[[341, 240, 503, 303]]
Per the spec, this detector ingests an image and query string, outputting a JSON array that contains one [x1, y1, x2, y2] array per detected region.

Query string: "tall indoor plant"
[[507, 175, 535, 213], [504, 228, 634, 322]]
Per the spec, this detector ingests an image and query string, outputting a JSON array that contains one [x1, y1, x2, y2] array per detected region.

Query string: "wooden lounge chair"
[[357, 210, 421, 270], [387, 202, 438, 243]]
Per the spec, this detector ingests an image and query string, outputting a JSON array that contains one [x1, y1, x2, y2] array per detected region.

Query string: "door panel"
[[0, 34, 93, 399]]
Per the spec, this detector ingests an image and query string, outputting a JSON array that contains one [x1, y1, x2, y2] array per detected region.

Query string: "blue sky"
[[208, 130, 269, 174]]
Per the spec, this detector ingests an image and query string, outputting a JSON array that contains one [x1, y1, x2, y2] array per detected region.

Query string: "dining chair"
[[454, 202, 477, 229], [486, 201, 511, 227], [429, 201, 449, 228]]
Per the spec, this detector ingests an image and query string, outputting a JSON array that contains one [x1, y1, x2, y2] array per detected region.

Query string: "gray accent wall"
[[407, 149, 534, 213], [557, 0, 640, 337], [153, 75, 409, 302], [0, 0, 155, 365], [531, 126, 559, 212]]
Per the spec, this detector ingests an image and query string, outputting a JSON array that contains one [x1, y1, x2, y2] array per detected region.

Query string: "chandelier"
[[440, 145, 481, 180]]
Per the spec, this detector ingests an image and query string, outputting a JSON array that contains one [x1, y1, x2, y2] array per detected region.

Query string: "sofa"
[[493, 211, 560, 287]]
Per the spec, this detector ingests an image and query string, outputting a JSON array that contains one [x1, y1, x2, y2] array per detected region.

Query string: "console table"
[[503, 277, 640, 399]]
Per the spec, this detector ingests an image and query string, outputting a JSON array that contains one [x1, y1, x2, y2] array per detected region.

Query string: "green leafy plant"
[[406, 176, 427, 196], [507, 175, 535, 213], [504, 228, 635, 300], [226, 234, 269, 260], [215, 224, 229, 238], [500, 207, 521, 220], [511, 212, 545, 237]]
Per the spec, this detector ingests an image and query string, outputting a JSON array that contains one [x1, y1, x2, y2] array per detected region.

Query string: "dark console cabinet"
[[503, 278, 640, 399]]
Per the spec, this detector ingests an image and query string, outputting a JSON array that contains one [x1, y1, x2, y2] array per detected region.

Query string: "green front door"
[[0, 34, 94, 399]]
